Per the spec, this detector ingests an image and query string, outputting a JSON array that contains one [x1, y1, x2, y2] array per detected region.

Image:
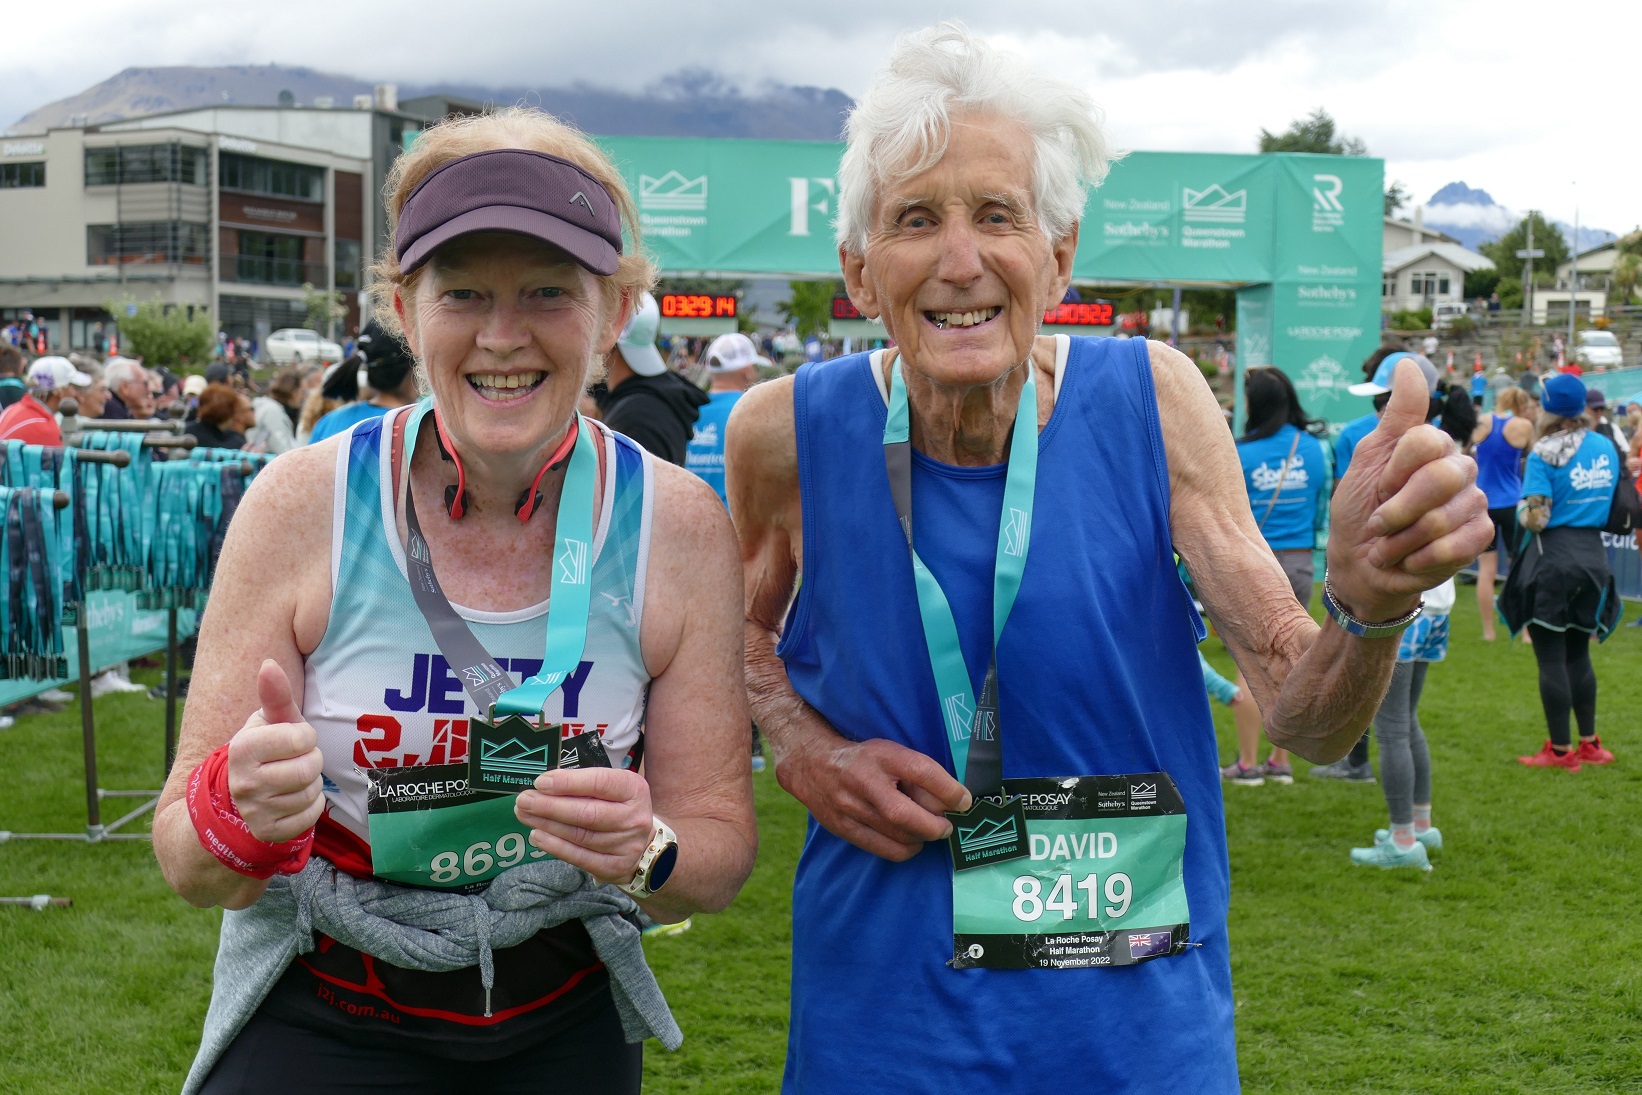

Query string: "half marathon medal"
[[951, 774, 1191, 970]]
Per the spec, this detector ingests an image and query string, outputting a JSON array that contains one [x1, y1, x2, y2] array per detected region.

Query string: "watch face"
[[648, 842, 679, 892]]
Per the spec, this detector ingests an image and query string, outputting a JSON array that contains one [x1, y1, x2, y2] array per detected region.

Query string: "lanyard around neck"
[[399, 400, 598, 719], [882, 357, 1038, 797]]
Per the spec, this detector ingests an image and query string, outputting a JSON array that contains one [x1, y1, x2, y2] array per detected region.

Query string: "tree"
[[1259, 108, 1411, 221], [1480, 212, 1570, 284], [107, 298, 214, 367], [1464, 267, 1500, 301], [1384, 180, 1409, 217], [780, 280, 839, 339], [1612, 252, 1641, 306], [1258, 108, 1366, 156], [302, 282, 347, 339]]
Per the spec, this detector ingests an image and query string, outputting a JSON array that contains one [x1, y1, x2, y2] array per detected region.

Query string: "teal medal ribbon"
[[883, 357, 1037, 869], [399, 399, 605, 784]]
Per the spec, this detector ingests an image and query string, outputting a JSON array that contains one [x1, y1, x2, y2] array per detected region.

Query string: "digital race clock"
[[658, 293, 737, 319]]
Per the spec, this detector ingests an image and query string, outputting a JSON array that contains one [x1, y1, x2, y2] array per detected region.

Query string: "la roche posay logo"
[[1570, 453, 1615, 491], [1251, 456, 1309, 493]]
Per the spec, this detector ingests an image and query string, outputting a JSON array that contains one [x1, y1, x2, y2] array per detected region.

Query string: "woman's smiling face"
[[398, 232, 626, 458]]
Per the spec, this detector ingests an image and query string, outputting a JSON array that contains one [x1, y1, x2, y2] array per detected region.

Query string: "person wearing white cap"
[[685, 333, 768, 507], [597, 291, 708, 465], [0, 356, 94, 446]]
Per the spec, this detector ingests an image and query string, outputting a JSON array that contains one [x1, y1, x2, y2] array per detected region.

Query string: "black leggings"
[[199, 993, 642, 1094], [1527, 625, 1597, 748]]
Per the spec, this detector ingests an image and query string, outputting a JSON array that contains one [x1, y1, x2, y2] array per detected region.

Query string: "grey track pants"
[[1371, 661, 1431, 825]]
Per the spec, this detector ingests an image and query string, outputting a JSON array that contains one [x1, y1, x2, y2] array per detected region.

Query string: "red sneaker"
[[1518, 742, 1581, 770], [1575, 738, 1616, 765]]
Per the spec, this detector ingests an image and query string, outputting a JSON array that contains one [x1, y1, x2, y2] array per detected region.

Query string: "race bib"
[[951, 773, 1190, 970], [365, 763, 552, 891]]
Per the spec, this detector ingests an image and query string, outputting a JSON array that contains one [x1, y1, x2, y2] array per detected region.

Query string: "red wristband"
[[185, 743, 314, 879]]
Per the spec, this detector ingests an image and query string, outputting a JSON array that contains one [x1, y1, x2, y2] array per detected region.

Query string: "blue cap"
[[1541, 372, 1587, 418]]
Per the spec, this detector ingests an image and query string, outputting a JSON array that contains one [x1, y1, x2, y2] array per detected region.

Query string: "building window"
[[334, 239, 361, 290], [236, 230, 312, 285], [87, 221, 209, 265], [220, 153, 324, 202], [84, 143, 207, 186], [0, 161, 45, 188], [1383, 276, 1395, 298]]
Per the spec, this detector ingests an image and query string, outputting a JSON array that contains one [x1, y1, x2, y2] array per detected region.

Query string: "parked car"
[[265, 328, 343, 365], [1432, 301, 1472, 330], [1574, 329, 1624, 369]]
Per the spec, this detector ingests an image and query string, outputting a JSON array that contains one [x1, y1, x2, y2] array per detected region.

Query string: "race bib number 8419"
[[951, 774, 1191, 970]]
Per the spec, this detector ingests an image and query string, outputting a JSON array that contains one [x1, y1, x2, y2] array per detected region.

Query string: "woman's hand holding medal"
[[514, 767, 657, 886]]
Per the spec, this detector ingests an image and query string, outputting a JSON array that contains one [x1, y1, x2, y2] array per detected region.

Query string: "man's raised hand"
[[1328, 357, 1493, 621]]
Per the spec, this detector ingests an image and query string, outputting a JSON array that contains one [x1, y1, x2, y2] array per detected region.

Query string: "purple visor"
[[395, 149, 623, 276]]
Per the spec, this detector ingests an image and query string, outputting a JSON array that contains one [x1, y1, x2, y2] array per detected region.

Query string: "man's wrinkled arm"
[[1153, 343, 1395, 763]]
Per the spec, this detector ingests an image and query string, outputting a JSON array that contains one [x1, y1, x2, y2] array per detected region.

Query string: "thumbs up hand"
[[1328, 358, 1493, 623], [225, 659, 326, 843]]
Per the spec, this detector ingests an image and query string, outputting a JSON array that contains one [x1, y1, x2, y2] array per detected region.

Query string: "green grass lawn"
[[2, 598, 1640, 1093]]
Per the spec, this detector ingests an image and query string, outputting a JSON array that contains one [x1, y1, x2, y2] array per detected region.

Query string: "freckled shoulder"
[[638, 456, 741, 678]]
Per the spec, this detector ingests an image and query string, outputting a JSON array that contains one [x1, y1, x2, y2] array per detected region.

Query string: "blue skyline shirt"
[[1524, 431, 1620, 529], [684, 390, 742, 507], [1239, 423, 1329, 550]]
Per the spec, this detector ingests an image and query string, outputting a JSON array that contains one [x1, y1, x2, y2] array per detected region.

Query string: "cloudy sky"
[[9, 0, 1639, 232]]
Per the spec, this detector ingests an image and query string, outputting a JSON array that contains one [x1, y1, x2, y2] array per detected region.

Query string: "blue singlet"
[[1474, 414, 1524, 509], [779, 337, 1236, 1093]]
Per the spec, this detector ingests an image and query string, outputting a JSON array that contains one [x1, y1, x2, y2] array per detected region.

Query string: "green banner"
[[594, 136, 1384, 425]]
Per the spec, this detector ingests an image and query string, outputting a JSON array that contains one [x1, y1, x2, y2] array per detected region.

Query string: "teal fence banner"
[[0, 590, 196, 706]]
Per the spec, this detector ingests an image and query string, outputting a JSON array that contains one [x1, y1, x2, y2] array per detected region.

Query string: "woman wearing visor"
[[153, 108, 756, 1094]]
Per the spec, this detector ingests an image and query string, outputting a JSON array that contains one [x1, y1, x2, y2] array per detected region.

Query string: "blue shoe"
[[1350, 838, 1431, 870], [751, 755, 767, 772], [1375, 827, 1442, 851]]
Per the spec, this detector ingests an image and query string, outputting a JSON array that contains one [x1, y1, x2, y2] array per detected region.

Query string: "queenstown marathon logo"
[[1312, 174, 1345, 232], [1570, 453, 1615, 491], [639, 171, 707, 211], [1181, 184, 1247, 249], [557, 538, 588, 585], [943, 693, 974, 742], [1003, 507, 1030, 557], [637, 170, 708, 239], [1251, 456, 1309, 493]]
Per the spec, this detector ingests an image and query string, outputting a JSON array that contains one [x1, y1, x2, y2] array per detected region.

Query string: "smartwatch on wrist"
[[619, 817, 679, 899]]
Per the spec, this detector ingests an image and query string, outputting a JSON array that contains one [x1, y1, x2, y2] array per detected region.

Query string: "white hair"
[[103, 356, 146, 390], [837, 23, 1117, 254]]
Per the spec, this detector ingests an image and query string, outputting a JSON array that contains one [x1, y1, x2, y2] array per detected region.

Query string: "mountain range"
[[1421, 181, 1617, 255], [8, 64, 852, 141]]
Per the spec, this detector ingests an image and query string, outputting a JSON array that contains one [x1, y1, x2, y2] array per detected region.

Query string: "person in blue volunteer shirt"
[[1220, 367, 1329, 785], [729, 24, 1489, 1094], [685, 333, 766, 508], [1502, 372, 1621, 771]]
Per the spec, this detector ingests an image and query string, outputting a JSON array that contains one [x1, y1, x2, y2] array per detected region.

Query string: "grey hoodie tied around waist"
[[182, 855, 680, 1094]]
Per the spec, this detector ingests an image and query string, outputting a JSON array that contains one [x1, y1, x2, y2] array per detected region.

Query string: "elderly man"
[[102, 355, 156, 420], [727, 25, 1489, 1094]]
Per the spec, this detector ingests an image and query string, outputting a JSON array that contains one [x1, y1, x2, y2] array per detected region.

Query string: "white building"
[[1382, 242, 1494, 314]]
